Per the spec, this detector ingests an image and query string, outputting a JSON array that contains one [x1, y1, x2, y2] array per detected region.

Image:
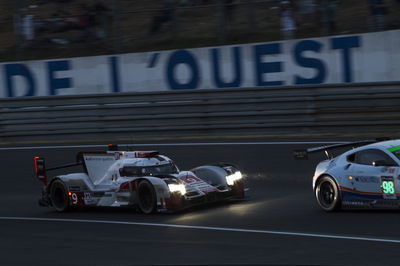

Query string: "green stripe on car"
[[388, 146, 400, 152]]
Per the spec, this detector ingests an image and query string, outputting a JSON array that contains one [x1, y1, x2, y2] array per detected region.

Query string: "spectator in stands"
[[280, 1, 296, 40], [73, 4, 88, 30], [22, 14, 35, 43], [393, 0, 400, 26], [75, 4, 94, 41], [92, 1, 111, 39], [180, 0, 193, 6], [40, 9, 74, 33], [149, 0, 175, 35], [299, 0, 316, 27], [319, 0, 337, 35], [368, 0, 387, 31]]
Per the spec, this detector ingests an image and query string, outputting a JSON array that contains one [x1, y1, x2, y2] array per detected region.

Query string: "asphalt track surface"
[[2, 142, 400, 266]]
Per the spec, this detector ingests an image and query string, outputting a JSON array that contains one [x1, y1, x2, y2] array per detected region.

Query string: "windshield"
[[120, 163, 179, 177]]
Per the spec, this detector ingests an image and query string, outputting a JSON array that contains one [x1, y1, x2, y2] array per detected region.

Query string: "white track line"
[[0, 216, 399, 244], [0, 142, 344, 151]]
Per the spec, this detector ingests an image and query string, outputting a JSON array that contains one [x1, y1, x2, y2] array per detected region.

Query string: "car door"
[[347, 149, 399, 199]]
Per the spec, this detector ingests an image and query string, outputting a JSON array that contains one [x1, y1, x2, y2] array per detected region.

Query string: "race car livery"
[[294, 139, 400, 211], [35, 145, 246, 213]]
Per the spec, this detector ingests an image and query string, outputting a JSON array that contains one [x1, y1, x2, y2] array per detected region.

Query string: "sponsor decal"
[[388, 168, 396, 174], [84, 156, 114, 161], [84, 192, 92, 200], [69, 186, 81, 192], [343, 201, 368, 206], [84, 192, 95, 204], [354, 176, 379, 183], [180, 175, 218, 193]]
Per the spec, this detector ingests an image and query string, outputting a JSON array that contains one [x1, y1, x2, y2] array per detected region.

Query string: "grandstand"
[[0, 0, 399, 61]]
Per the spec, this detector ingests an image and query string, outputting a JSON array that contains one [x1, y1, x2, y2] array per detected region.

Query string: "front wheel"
[[137, 180, 157, 214], [315, 176, 341, 212], [49, 179, 69, 212], [231, 180, 245, 199]]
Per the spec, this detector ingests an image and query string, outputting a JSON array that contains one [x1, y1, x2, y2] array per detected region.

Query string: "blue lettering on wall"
[[293, 40, 327, 85], [166, 50, 200, 90], [109, 56, 120, 93], [211, 47, 242, 88], [331, 36, 361, 83], [148, 53, 160, 68], [47, 60, 72, 96], [254, 43, 284, 86], [4, 63, 36, 97]]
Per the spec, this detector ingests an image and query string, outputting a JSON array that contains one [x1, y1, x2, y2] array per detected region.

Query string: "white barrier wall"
[[1, 30, 400, 97]]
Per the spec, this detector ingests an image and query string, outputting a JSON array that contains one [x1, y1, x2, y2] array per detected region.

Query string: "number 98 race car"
[[294, 139, 400, 211], [35, 145, 246, 213]]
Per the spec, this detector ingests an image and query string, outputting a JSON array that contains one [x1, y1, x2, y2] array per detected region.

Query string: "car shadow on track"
[[38, 199, 250, 217]]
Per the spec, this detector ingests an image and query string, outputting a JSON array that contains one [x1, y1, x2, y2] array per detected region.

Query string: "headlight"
[[168, 184, 186, 195], [226, 171, 242, 186]]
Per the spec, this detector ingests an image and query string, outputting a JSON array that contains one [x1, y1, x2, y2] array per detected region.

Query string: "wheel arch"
[[191, 163, 241, 188], [135, 176, 170, 199], [47, 178, 70, 212], [46, 176, 64, 193], [314, 173, 340, 192]]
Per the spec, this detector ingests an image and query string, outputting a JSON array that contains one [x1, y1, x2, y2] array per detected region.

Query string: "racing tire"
[[49, 179, 69, 212], [315, 176, 341, 212], [232, 180, 245, 199], [137, 180, 157, 214]]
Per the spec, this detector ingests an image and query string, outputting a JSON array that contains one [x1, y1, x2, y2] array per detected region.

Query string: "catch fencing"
[[1, 82, 400, 144]]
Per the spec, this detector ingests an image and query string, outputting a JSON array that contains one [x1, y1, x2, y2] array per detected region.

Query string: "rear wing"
[[293, 138, 390, 160], [34, 156, 83, 187], [34, 144, 161, 187]]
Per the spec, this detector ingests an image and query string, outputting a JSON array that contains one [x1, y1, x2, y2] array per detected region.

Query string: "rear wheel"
[[137, 180, 157, 214], [49, 179, 69, 212], [315, 176, 341, 212]]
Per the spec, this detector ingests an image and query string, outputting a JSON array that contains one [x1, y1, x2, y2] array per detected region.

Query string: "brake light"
[[34, 156, 47, 187], [34, 156, 39, 173]]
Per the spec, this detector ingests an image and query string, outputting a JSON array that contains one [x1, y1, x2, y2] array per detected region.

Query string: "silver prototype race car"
[[294, 139, 400, 211], [35, 145, 246, 213]]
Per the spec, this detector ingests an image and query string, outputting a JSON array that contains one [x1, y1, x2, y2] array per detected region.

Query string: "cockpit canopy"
[[119, 162, 179, 177]]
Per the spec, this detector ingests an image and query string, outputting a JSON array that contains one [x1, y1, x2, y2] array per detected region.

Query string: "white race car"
[[294, 139, 400, 211], [35, 145, 246, 213]]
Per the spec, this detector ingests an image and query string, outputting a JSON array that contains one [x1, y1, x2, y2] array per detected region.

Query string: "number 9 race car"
[[294, 138, 400, 211], [34, 145, 246, 213]]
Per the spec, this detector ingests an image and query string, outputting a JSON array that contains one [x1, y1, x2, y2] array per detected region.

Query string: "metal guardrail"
[[1, 82, 400, 144]]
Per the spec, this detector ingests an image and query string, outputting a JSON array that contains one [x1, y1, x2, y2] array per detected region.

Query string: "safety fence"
[[1, 82, 400, 144]]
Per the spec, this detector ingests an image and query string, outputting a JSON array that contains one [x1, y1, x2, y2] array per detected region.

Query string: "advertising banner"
[[1, 30, 399, 98]]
